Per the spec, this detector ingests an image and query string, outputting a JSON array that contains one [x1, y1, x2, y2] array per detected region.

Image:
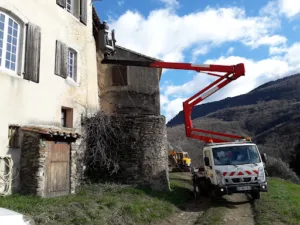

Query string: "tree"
[[289, 142, 300, 176]]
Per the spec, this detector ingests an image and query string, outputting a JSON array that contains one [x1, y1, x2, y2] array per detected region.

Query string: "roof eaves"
[[115, 45, 162, 62], [22, 125, 81, 139]]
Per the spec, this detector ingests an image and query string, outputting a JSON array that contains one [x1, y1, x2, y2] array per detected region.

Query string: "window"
[[55, 40, 77, 82], [212, 145, 261, 166], [61, 107, 73, 128], [67, 48, 77, 80], [56, 0, 87, 25], [8, 125, 20, 148], [66, 0, 73, 13], [0, 12, 20, 72], [0, 10, 41, 83], [61, 108, 67, 127], [111, 65, 128, 86]]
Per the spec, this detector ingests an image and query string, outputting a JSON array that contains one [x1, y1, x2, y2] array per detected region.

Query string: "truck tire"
[[251, 191, 260, 200]]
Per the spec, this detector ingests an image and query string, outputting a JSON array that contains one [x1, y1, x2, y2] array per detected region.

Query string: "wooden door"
[[45, 141, 70, 197]]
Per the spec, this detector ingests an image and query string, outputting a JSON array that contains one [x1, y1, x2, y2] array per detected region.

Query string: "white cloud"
[[260, 1, 279, 18], [159, 0, 179, 8], [117, 0, 124, 7], [245, 35, 287, 49], [261, 0, 300, 19], [269, 46, 287, 55], [161, 43, 300, 122], [108, 6, 282, 62], [163, 98, 186, 122], [226, 47, 235, 55], [164, 72, 212, 97], [284, 43, 300, 65], [192, 46, 210, 62], [160, 94, 169, 106], [278, 0, 300, 18]]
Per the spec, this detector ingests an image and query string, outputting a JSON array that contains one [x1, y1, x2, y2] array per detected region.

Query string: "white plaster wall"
[[0, 0, 99, 191]]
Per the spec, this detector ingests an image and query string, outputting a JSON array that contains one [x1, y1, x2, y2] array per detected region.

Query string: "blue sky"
[[94, 0, 300, 122]]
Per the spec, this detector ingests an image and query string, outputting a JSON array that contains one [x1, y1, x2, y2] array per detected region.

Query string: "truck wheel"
[[251, 191, 260, 200]]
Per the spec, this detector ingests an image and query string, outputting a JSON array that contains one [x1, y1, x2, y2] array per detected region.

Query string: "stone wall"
[[97, 46, 161, 115], [19, 130, 83, 197], [19, 131, 45, 196], [86, 114, 170, 191], [71, 139, 86, 193]]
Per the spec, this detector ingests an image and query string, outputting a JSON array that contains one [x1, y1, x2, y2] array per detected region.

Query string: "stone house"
[[0, 0, 99, 197], [92, 11, 170, 191]]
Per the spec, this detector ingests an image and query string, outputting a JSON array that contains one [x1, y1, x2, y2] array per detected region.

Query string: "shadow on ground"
[[142, 172, 254, 215]]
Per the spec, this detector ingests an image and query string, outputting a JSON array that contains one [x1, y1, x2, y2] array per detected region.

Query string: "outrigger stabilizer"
[[98, 22, 246, 143]]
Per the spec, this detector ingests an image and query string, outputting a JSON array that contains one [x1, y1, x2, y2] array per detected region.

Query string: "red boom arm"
[[101, 58, 246, 143]]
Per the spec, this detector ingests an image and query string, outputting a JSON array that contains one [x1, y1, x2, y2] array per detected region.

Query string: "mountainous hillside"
[[167, 73, 300, 172], [167, 73, 300, 127]]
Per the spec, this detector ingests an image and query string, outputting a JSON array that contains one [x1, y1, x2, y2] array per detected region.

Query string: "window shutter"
[[80, 0, 87, 25], [73, 51, 78, 82], [74, 0, 80, 19], [55, 40, 67, 78], [57, 0, 66, 8], [112, 66, 128, 86], [24, 23, 41, 83]]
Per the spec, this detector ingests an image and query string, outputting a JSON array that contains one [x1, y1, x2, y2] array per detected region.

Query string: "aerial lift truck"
[[98, 21, 268, 200]]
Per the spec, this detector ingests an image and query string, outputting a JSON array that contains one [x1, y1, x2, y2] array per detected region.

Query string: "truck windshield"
[[212, 145, 261, 166]]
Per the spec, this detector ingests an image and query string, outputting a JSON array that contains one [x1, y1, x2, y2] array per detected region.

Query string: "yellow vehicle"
[[168, 150, 192, 172]]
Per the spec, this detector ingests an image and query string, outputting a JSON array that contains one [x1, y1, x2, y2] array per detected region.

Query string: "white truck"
[[192, 138, 268, 200]]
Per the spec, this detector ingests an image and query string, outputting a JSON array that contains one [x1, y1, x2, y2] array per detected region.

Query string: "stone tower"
[[93, 11, 170, 191]]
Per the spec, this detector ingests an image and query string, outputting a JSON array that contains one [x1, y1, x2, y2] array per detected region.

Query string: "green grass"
[[0, 174, 193, 225], [254, 177, 300, 225]]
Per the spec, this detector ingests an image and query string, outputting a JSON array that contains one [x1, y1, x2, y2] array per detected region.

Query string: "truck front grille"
[[232, 177, 251, 183], [225, 177, 257, 184]]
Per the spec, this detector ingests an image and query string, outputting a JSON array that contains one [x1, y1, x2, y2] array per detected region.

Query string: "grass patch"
[[254, 177, 300, 225], [0, 173, 192, 225]]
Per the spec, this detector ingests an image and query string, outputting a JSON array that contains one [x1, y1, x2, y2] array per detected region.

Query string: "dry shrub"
[[265, 156, 300, 184], [83, 111, 124, 176]]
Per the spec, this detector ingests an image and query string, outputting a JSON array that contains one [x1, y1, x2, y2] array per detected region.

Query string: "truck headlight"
[[258, 167, 265, 183], [215, 170, 225, 186]]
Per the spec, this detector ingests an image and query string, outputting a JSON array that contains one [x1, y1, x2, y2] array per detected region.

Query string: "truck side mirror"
[[204, 157, 210, 167], [261, 153, 267, 164]]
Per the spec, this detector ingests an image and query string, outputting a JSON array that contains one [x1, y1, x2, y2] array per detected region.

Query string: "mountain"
[[167, 73, 300, 127], [166, 73, 300, 171]]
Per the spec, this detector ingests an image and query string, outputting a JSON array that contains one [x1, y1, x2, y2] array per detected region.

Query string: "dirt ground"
[[154, 172, 256, 225]]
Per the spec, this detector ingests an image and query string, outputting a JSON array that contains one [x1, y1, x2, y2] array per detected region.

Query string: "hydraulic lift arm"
[[99, 23, 246, 143]]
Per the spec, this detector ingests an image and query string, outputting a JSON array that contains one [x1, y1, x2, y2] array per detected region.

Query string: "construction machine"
[[98, 22, 268, 201], [168, 150, 191, 172]]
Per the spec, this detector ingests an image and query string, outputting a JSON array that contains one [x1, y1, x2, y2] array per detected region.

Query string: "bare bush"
[[82, 111, 124, 176], [265, 156, 300, 184]]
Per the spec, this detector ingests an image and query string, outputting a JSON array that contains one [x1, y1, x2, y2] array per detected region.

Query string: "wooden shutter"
[[73, 51, 78, 82], [73, 0, 80, 19], [57, 0, 66, 8], [55, 40, 67, 78], [24, 23, 41, 83], [80, 0, 87, 25], [112, 66, 128, 86]]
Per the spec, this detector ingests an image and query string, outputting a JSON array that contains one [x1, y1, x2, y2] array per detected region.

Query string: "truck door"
[[204, 150, 214, 178]]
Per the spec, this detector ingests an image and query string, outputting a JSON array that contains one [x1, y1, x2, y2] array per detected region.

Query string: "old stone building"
[[0, 0, 99, 196], [92, 10, 170, 191]]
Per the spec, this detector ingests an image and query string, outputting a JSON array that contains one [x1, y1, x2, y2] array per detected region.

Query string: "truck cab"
[[177, 152, 191, 167], [201, 139, 268, 199]]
